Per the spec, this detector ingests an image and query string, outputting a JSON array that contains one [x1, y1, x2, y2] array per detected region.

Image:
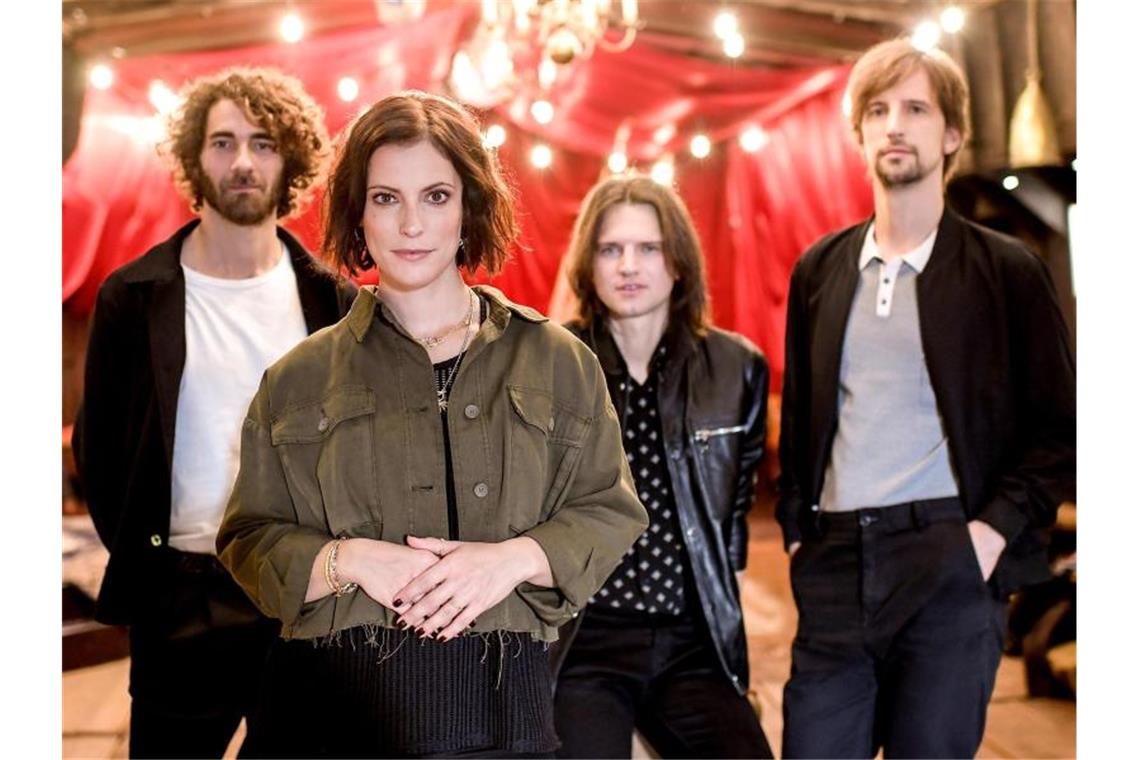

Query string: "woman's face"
[[361, 139, 464, 293]]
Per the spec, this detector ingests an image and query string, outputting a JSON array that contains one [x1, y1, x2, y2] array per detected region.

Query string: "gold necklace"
[[431, 290, 478, 412], [415, 296, 474, 348]]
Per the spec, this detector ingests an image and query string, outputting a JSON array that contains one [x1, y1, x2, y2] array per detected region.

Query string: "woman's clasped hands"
[[338, 534, 552, 643]]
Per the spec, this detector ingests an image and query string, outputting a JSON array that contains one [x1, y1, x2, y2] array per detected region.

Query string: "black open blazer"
[[776, 208, 1075, 597], [73, 219, 357, 624]]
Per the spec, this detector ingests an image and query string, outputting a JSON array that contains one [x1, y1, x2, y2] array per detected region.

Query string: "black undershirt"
[[431, 296, 488, 541]]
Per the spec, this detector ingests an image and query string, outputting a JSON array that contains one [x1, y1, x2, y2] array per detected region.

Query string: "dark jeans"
[[553, 609, 773, 759], [782, 498, 1006, 759], [127, 549, 278, 759]]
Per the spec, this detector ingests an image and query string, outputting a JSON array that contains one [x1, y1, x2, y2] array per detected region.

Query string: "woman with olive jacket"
[[217, 92, 646, 759]]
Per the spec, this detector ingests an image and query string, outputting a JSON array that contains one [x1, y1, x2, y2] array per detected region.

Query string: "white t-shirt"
[[169, 243, 308, 553]]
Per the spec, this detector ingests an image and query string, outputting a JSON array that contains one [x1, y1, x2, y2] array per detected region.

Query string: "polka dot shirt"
[[590, 344, 691, 616]]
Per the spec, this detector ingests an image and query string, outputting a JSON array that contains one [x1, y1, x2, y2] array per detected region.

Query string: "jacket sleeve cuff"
[[269, 528, 334, 628], [219, 525, 330, 629], [514, 582, 573, 627], [975, 495, 1029, 544], [520, 520, 599, 612]]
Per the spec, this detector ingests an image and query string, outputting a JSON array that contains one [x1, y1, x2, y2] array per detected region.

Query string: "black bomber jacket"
[[777, 209, 1076, 598]]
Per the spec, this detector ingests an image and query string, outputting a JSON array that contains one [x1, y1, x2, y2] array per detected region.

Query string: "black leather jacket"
[[552, 320, 770, 694]]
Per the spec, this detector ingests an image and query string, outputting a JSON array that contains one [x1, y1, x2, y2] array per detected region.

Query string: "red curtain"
[[62, 6, 873, 387]]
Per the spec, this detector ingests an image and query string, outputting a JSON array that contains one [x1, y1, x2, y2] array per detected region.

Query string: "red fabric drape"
[[62, 7, 873, 386]]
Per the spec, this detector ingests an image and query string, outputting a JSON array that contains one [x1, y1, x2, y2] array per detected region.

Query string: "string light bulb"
[[531, 99, 554, 125], [723, 32, 745, 59], [607, 151, 628, 174], [911, 20, 940, 51], [940, 6, 966, 34], [89, 63, 114, 90], [337, 77, 359, 102], [280, 13, 304, 44], [713, 11, 738, 40], [740, 126, 769, 153], [650, 155, 675, 186], [690, 134, 711, 159], [483, 124, 506, 149], [148, 80, 180, 115], [1002, 174, 1020, 191], [530, 143, 553, 169]]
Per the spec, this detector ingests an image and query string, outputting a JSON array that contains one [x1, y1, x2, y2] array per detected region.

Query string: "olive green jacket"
[[217, 285, 647, 642]]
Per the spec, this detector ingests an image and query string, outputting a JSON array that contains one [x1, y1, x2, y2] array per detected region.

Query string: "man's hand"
[[392, 535, 551, 642], [966, 520, 1006, 581]]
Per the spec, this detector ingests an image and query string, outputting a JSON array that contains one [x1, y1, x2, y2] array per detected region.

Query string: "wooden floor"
[[62, 515, 1075, 759]]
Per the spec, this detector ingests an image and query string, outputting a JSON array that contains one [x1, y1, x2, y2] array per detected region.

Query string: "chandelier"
[[501, 0, 640, 64], [449, 0, 640, 107]]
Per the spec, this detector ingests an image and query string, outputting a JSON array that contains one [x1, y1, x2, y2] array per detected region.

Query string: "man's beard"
[[200, 171, 281, 225], [874, 145, 940, 188]]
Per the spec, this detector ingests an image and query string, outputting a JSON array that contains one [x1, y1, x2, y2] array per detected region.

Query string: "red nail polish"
[[393, 598, 404, 607]]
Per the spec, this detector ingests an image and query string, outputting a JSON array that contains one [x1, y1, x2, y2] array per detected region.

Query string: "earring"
[[354, 227, 374, 268]]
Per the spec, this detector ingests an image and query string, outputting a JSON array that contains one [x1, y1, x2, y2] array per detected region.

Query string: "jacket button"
[[150, 534, 162, 547], [669, 447, 682, 460], [473, 482, 489, 498], [317, 416, 330, 433], [464, 404, 480, 419], [686, 527, 696, 538]]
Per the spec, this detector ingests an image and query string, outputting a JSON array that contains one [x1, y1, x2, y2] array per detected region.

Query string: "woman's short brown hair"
[[846, 38, 971, 178], [323, 91, 518, 277], [566, 174, 710, 337], [164, 67, 329, 218]]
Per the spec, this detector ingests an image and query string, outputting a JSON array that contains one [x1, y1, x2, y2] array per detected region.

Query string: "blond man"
[[777, 39, 1075, 757]]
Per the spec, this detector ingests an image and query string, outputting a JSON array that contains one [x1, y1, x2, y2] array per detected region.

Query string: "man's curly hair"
[[163, 67, 329, 218]]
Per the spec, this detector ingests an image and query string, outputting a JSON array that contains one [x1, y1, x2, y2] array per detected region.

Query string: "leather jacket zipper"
[[691, 424, 747, 445]]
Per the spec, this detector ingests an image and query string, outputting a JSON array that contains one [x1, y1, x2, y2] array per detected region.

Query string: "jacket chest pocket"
[[270, 386, 379, 535], [506, 385, 589, 529], [691, 423, 747, 455], [689, 422, 746, 517]]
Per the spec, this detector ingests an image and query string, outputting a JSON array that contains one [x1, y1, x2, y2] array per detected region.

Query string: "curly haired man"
[[73, 68, 356, 758]]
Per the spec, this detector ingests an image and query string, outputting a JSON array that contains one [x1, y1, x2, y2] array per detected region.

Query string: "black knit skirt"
[[242, 625, 559, 758]]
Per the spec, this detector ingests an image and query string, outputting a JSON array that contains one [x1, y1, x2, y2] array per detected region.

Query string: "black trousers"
[[782, 498, 1006, 759], [553, 609, 773, 759], [127, 550, 278, 759]]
